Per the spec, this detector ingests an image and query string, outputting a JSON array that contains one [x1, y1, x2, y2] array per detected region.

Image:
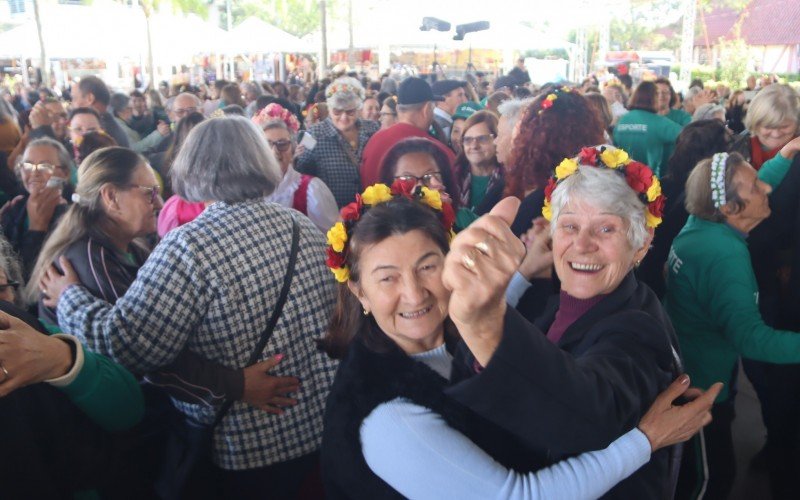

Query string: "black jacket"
[[1, 194, 67, 279], [321, 336, 543, 499], [447, 272, 681, 499]]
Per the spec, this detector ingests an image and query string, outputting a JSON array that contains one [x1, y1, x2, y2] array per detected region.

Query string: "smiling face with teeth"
[[553, 200, 652, 300], [348, 230, 451, 354]]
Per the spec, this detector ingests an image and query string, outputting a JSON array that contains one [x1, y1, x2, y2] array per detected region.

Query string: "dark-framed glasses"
[[462, 134, 495, 147], [127, 184, 161, 204], [268, 139, 293, 152], [394, 172, 443, 187], [21, 162, 57, 174], [0, 281, 20, 291], [331, 108, 358, 117]]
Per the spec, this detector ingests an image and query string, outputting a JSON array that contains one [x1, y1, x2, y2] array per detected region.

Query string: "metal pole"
[[226, 0, 233, 80], [680, 0, 697, 87], [320, 0, 328, 78]]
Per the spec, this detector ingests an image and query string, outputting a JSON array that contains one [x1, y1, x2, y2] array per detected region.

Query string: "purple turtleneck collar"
[[546, 291, 607, 344]]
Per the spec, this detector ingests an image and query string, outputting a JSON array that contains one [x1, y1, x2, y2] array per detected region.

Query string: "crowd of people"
[[0, 63, 799, 500]]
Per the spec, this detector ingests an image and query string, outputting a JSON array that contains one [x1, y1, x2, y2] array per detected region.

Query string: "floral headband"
[[542, 145, 666, 229], [325, 180, 456, 283], [252, 103, 300, 133], [538, 85, 572, 114], [710, 152, 729, 208], [325, 81, 366, 101], [303, 103, 321, 120]]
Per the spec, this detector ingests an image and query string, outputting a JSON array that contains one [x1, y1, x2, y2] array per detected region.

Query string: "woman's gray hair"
[[171, 116, 282, 203], [685, 152, 748, 222], [262, 119, 297, 145], [326, 76, 365, 111], [0, 234, 24, 307], [22, 137, 74, 174], [692, 103, 725, 122], [497, 97, 534, 130], [550, 166, 649, 250]]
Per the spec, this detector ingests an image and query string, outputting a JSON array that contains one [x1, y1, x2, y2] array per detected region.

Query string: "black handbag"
[[155, 218, 301, 500]]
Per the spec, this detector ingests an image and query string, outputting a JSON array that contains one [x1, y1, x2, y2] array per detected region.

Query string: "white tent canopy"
[[228, 17, 314, 54]]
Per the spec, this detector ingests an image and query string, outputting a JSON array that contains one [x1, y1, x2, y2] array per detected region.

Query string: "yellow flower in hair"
[[420, 186, 442, 210], [362, 184, 393, 206], [546, 94, 557, 101], [542, 199, 553, 220], [327, 222, 348, 252], [646, 176, 662, 202], [600, 148, 630, 169], [555, 158, 579, 180], [331, 266, 350, 283], [645, 211, 662, 229]]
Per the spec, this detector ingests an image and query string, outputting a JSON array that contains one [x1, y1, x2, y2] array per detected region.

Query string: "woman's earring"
[[363, 308, 370, 316]]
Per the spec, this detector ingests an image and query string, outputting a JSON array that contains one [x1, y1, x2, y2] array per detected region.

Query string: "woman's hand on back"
[[442, 197, 525, 366], [40, 256, 80, 308], [242, 354, 301, 415], [637, 375, 723, 451]]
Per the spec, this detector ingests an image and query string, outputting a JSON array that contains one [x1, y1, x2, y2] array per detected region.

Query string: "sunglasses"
[[394, 172, 443, 187], [0, 281, 19, 291], [331, 108, 358, 117], [268, 139, 293, 152], [127, 184, 161, 204], [462, 134, 495, 147], [21, 162, 57, 174]]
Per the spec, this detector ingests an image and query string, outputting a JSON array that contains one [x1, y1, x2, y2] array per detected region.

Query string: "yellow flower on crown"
[[420, 187, 442, 210], [542, 198, 553, 220], [600, 148, 630, 169], [546, 93, 557, 101], [555, 158, 579, 180], [326, 222, 348, 253], [645, 211, 662, 229], [331, 266, 350, 282], [362, 184, 393, 205], [646, 176, 662, 202]]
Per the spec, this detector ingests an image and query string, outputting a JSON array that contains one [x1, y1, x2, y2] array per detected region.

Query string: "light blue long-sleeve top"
[[360, 344, 651, 500]]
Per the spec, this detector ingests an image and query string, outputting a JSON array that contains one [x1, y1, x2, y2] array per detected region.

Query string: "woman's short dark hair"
[[665, 119, 730, 189], [628, 81, 658, 113], [655, 77, 677, 108], [379, 138, 460, 208], [68, 107, 101, 122], [321, 198, 454, 359]]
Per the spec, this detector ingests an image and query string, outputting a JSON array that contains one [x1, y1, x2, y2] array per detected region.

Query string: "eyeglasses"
[[462, 134, 495, 147], [331, 108, 358, 117], [268, 139, 293, 152], [380, 112, 397, 118], [21, 162, 57, 174], [173, 106, 199, 118], [126, 184, 161, 204], [69, 126, 100, 136], [394, 172, 443, 187], [0, 281, 19, 291]]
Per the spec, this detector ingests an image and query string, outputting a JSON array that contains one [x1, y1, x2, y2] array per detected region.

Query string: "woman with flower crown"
[[319, 163, 721, 499], [438, 144, 707, 499], [295, 77, 380, 208]]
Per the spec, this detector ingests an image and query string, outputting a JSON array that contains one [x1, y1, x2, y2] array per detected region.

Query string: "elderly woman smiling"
[[296, 77, 380, 208], [443, 145, 686, 498], [320, 179, 719, 499]]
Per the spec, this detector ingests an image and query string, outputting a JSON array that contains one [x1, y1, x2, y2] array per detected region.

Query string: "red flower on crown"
[[390, 178, 417, 199], [625, 161, 654, 193], [648, 195, 666, 219], [578, 147, 599, 165], [340, 194, 363, 222]]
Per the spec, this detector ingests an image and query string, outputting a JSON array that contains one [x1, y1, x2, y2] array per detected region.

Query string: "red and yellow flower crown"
[[325, 180, 456, 283], [542, 145, 666, 228]]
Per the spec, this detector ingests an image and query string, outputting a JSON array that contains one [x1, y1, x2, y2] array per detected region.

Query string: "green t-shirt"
[[660, 109, 692, 174], [470, 175, 491, 210], [613, 109, 683, 177]]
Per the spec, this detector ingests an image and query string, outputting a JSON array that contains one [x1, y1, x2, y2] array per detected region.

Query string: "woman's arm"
[[306, 178, 340, 232], [758, 136, 800, 189]]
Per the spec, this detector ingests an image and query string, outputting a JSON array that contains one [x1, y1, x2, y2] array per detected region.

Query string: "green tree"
[[229, 0, 334, 38]]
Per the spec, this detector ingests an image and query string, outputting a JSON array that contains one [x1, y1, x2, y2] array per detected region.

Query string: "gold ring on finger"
[[0, 363, 8, 382], [462, 252, 477, 270]]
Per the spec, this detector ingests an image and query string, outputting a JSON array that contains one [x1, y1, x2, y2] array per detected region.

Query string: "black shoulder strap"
[[211, 217, 301, 428]]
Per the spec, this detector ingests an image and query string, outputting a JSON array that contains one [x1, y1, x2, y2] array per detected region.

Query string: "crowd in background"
[[0, 61, 799, 500]]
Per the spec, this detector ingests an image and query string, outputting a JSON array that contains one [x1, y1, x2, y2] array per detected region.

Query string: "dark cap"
[[494, 75, 517, 91], [398, 77, 444, 105], [431, 79, 466, 96]]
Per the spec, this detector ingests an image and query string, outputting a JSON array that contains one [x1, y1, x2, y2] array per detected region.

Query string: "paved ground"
[[730, 365, 772, 500]]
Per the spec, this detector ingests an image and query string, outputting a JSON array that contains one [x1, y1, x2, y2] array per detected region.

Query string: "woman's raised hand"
[[442, 197, 525, 366], [637, 375, 723, 451], [519, 217, 553, 281]]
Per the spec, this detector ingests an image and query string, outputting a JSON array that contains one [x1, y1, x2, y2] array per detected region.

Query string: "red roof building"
[[694, 0, 800, 73]]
